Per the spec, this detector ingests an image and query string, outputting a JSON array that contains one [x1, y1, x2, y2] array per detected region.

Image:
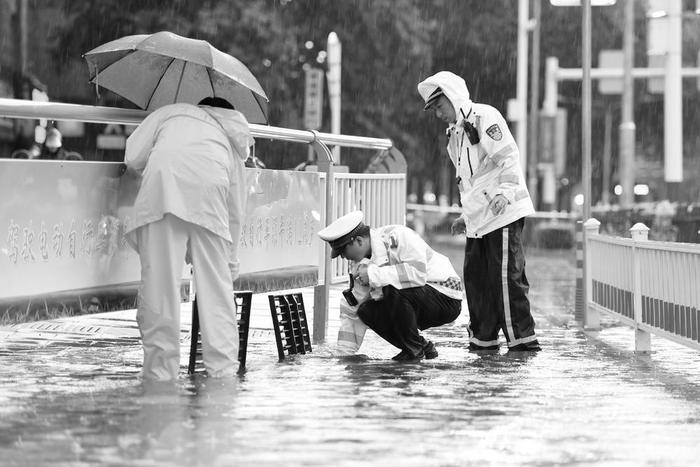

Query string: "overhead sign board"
[[598, 49, 624, 95], [304, 67, 324, 130]]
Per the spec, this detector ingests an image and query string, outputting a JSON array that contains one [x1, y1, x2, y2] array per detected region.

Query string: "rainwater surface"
[[1, 249, 700, 466]]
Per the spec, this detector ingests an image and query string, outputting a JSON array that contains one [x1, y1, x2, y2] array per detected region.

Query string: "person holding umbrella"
[[84, 31, 267, 380], [123, 97, 253, 381]]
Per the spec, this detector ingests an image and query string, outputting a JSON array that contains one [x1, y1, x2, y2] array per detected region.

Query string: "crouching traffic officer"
[[318, 211, 463, 361]]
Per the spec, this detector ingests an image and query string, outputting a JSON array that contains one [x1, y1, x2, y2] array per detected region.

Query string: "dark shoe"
[[468, 343, 500, 351], [422, 340, 438, 359], [392, 349, 425, 362], [508, 341, 541, 352]]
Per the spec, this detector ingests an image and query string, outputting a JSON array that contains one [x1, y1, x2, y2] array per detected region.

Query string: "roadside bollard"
[[583, 218, 601, 330], [630, 222, 651, 353]]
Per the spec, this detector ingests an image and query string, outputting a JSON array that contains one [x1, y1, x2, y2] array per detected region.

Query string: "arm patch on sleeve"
[[486, 124, 503, 141]]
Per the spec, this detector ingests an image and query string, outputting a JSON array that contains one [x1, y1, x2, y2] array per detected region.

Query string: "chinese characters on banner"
[[0, 161, 321, 300]]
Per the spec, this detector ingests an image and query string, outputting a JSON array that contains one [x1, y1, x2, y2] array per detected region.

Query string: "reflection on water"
[[3, 335, 698, 466], [1, 251, 700, 465]]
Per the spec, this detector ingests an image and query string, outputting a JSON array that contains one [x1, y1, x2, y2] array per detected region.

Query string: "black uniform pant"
[[464, 218, 538, 349], [357, 285, 461, 356]]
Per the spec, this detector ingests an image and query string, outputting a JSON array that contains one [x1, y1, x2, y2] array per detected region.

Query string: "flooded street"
[[3, 1, 700, 465], [2, 248, 700, 466]]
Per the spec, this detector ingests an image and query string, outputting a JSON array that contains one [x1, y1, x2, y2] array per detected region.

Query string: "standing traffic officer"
[[418, 71, 540, 352]]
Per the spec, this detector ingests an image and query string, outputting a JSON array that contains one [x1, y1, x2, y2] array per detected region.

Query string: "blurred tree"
[[44, 0, 700, 202], [50, 0, 436, 171]]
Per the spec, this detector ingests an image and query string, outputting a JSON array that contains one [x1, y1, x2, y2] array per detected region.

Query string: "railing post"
[[413, 208, 425, 237], [311, 133, 335, 344], [583, 218, 600, 330], [575, 220, 584, 324], [630, 222, 651, 353]]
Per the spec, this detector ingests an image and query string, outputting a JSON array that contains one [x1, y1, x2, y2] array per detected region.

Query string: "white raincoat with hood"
[[335, 225, 463, 355], [417, 72, 534, 237], [124, 102, 253, 380]]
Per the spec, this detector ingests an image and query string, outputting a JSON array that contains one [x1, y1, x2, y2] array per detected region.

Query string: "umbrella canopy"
[[83, 31, 269, 124]]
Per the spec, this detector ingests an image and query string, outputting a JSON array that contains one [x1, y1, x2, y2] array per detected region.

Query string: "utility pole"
[[582, 0, 592, 221], [13, 0, 28, 96], [665, 0, 682, 200], [619, 0, 635, 208], [528, 0, 542, 209], [582, 0, 593, 331], [327, 32, 342, 165], [602, 106, 612, 205], [516, 0, 529, 173]]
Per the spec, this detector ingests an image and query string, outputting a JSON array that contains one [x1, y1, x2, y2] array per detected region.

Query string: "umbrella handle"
[[95, 67, 101, 100]]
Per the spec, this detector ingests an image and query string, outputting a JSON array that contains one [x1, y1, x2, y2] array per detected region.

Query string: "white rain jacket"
[[336, 225, 463, 355], [418, 71, 534, 238], [124, 103, 253, 271]]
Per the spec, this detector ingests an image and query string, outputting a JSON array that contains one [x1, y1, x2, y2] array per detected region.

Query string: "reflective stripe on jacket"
[[365, 226, 463, 301]]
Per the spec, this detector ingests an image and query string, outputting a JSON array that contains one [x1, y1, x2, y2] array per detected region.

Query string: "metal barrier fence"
[[406, 203, 575, 247], [320, 173, 407, 283], [0, 98, 405, 343], [584, 219, 700, 352]]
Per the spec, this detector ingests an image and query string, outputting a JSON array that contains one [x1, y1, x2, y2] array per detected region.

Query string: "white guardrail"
[[584, 218, 700, 352], [320, 173, 406, 283]]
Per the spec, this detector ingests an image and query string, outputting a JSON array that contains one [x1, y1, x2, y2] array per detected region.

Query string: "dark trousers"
[[464, 218, 538, 348], [357, 285, 461, 355]]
